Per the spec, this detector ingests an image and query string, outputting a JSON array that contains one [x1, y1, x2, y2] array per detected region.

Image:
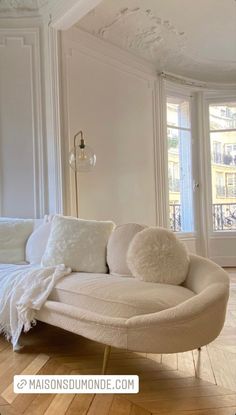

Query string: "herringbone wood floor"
[[0, 270, 235, 415]]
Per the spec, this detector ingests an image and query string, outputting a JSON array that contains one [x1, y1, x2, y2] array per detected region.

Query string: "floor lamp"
[[69, 130, 96, 217]]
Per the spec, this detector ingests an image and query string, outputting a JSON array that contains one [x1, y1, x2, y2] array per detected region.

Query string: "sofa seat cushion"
[[49, 273, 195, 319]]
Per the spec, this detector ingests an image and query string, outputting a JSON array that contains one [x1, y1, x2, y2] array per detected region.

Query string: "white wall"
[[62, 28, 158, 226], [0, 22, 46, 218]]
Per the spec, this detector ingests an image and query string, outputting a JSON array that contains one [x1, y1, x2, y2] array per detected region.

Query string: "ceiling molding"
[[65, 27, 157, 80], [161, 72, 236, 91], [78, 0, 236, 84], [39, 0, 104, 30], [0, 0, 104, 28], [98, 7, 186, 44], [81, 6, 187, 64], [0, 0, 49, 16]]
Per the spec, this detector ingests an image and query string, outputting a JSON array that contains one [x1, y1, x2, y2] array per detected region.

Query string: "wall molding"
[[62, 27, 159, 219], [64, 28, 157, 82], [153, 78, 169, 227], [0, 28, 45, 218], [61, 48, 73, 215], [40, 0, 104, 30], [43, 25, 64, 214]]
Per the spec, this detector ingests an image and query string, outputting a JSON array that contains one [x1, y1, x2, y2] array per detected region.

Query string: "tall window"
[[210, 103, 236, 231], [167, 96, 194, 232]]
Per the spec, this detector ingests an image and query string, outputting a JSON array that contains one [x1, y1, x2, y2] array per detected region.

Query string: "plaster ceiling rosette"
[[78, 0, 236, 83]]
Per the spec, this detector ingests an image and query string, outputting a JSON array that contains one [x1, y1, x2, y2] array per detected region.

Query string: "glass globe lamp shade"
[[69, 145, 96, 172]]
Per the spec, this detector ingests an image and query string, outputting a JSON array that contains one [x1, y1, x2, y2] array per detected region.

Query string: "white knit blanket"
[[0, 263, 71, 349]]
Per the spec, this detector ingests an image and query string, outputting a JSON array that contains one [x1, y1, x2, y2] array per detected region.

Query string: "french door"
[[206, 100, 236, 266], [165, 84, 236, 266]]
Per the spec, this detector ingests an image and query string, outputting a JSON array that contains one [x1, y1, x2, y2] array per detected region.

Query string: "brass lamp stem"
[[73, 130, 85, 218]]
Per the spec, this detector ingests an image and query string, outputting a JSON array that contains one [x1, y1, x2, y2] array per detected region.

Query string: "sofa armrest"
[[183, 254, 229, 294], [126, 282, 229, 329]]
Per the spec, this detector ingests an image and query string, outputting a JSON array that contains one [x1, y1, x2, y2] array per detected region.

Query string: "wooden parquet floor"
[[0, 270, 235, 415]]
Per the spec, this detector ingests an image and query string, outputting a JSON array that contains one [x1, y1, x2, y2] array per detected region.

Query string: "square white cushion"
[[0, 218, 33, 264], [41, 215, 115, 273]]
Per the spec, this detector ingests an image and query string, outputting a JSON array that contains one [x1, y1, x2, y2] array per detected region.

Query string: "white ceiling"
[[77, 0, 236, 83], [0, 0, 48, 14]]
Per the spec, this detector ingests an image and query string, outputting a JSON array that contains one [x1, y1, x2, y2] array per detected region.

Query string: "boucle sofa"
[[0, 216, 230, 373]]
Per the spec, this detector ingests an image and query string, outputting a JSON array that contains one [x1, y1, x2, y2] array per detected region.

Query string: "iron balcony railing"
[[169, 178, 180, 192], [170, 203, 236, 232], [213, 203, 236, 230], [169, 204, 181, 232], [212, 152, 236, 165]]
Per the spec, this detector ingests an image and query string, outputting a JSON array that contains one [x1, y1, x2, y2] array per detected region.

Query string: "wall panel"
[[62, 29, 157, 226], [0, 28, 45, 218]]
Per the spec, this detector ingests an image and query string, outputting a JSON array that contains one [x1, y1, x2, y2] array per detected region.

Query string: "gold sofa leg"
[[101, 345, 111, 374]]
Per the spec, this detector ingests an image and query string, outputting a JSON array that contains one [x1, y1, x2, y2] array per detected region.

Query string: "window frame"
[[204, 96, 236, 236], [165, 84, 197, 236]]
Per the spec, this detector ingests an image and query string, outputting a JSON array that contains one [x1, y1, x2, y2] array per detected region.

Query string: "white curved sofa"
[[37, 254, 229, 354], [0, 217, 230, 362]]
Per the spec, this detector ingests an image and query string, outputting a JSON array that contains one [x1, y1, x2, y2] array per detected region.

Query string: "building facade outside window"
[[166, 96, 194, 232]]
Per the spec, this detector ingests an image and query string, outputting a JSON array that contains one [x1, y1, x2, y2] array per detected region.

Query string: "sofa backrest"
[[33, 219, 44, 229], [0, 217, 52, 265], [0, 218, 34, 264], [107, 223, 147, 276]]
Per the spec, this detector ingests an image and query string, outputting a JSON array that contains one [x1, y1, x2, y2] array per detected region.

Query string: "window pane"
[[210, 129, 236, 231], [168, 127, 194, 232], [167, 96, 191, 129], [210, 103, 236, 130]]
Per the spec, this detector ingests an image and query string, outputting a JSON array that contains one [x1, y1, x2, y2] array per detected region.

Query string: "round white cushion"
[[127, 227, 189, 285], [107, 223, 147, 276]]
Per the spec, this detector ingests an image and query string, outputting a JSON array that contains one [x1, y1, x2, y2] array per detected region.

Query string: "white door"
[[165, 87, 236, 265]]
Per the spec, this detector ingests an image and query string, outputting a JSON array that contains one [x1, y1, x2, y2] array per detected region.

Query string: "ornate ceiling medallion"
[[93, 7, 187, 63]]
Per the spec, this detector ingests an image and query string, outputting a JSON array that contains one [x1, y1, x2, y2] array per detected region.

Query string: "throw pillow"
[[127, 227, 189, 285], [107, 223, 147, 276], [0, 219, 33, 264], [41, 215, 115, 273], [26, 222, 51, 264]]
